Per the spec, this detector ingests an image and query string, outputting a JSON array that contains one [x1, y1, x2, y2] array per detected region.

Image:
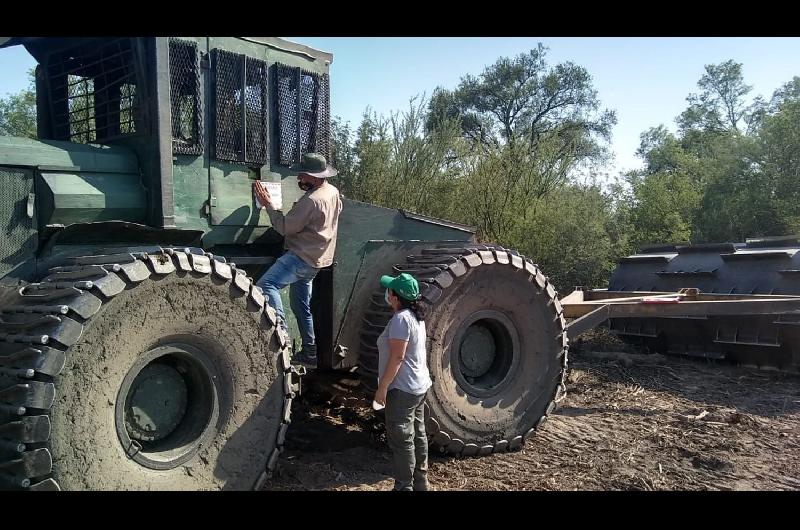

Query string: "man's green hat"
[[380, 273, 420, 301], [290, 152, 338, 178]]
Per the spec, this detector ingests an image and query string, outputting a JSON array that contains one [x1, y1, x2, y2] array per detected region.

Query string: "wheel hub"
[[459, 325, 496, 378], [125, 364, 188, 442], [116, 343, 219, 470], [451, 310, 520, 398]]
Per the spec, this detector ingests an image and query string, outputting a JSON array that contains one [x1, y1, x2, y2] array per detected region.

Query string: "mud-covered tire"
[[0, 249, 294, 490], [358, 244, 568, 456]]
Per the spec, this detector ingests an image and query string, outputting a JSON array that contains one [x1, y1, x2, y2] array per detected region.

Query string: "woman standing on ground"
[[373, 272, 432, 492]]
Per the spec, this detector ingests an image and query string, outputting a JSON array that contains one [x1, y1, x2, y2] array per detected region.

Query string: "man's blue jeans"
[[256, 251, 319, 351]]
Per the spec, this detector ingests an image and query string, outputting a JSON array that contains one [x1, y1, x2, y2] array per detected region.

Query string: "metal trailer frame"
[[563, 287, 800, 342]]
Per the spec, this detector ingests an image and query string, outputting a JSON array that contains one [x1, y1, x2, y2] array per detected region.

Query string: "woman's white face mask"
[[384, 289, 392, 306]]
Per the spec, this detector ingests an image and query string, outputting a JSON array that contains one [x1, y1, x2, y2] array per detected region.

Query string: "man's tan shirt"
[[266, 182, 343, 268]]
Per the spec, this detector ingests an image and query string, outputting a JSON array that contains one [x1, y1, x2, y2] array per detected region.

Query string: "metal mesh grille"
[[315, 73, 330, 161], [245, 57, 268, 165], [276, 63, 330, 166], [169, 38, 203, 155], [211, 50, 268, 164], [298, 72, 316, 159], [212, 49, 242, 162], [46, 38, 145, 143], [276, 64, 298, 166], [0, 168, 36, 278]]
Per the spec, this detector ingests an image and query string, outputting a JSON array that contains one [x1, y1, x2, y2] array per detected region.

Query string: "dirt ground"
[[265, 333, 800, 491]]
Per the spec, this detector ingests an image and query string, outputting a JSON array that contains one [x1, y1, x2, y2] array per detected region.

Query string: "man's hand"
[[374, 385, 387, 407], [253, 181, 272, 208]]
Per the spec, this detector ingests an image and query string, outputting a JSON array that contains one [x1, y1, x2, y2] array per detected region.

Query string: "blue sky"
[[2, 37, 799, 175]]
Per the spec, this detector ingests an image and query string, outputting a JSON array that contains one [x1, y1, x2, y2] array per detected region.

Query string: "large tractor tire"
[[0, 248, 296, 490], [358, 244, 568, 456]]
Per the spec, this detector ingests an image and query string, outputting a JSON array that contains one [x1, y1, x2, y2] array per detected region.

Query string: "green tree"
[[632, 62, 800, 245], [338, 44, 625, 291], [758, 89, 800, 234], [690, 133, 780, 242], [519, 181, 628, 291], [426, 44, 616, 200], [428, 45, 615, 148], [328, 116, 357, 196], [345, 98, 462, 218], [625, 126, 701, 248], [677, 60, 757, 136], [625, 174, 700, 249], [0, 69, 36, 138], [628, 123, 770, 245], [767, 76, 800, 112], [445, 136, 586, 244]]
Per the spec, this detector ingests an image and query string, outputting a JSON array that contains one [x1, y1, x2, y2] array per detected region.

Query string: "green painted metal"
[[0, 166, 37, 279], [2, 36, 331, 240], [39, 171, 146, 225], [168, 36, 210, 233], [164, 36, 334, 250], [209, 163, 269, 226], [200, 36, 325, 232], [325, 201, 474, 368], [206, 37, 330, 76], [0, 36, 482, 368], [0, 136, 138, 173], [209, 164, 306, 227], [168, 37, 329, 238], [172, 155, 210, 232], [332, 199, 474, 332]]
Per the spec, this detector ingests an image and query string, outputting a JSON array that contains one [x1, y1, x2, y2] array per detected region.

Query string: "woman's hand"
[[374, 385, 387, 407]]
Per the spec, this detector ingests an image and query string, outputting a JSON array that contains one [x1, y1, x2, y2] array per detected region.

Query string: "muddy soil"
[[265, 333, 800, 491]]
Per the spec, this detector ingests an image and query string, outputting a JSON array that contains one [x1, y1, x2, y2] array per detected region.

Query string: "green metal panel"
[[0, 136, 138, 173], [209, 163, 307, 227], [0, 166, 37, 278], [169, 36, 210, 234], [208, 37, 266, 64], [172, 155, 210, 231], [330, 199, 474, 340], [209, 162, 268, 226], [39, 171, 146, 225], [172, 37, 322, 232], [204, 36, 324, 229], [332, 238, 476, 370]]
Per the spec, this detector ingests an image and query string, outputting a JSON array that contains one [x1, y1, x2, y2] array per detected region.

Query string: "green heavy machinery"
[[0, 37, 570, 490]]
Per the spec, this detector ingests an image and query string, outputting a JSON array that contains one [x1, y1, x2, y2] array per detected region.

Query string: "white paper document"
[[254, 181, 282, 211]]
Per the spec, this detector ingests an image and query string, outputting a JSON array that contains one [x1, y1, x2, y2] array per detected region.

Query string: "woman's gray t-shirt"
[[377, 309, 432, 395]]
